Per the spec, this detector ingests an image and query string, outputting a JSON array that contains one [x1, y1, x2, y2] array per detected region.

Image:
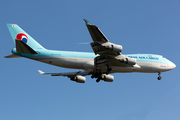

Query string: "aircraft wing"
[[83, 19, 138, 71], [38, 70, 92, 83], [83, 19, 122, 56], [38, 70, 91, 77]]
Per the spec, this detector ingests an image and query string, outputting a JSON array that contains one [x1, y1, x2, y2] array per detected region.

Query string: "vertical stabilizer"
[[7, 24, 45, 50]]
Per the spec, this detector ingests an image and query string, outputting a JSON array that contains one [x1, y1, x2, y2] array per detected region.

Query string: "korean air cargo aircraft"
[[5, 19, 176, 83]]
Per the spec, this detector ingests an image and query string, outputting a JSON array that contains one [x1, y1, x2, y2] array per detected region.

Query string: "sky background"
[[1, 0, 180, 120]]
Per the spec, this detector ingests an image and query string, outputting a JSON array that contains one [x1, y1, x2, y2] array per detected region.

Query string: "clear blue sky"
[[1, 0, 180, 120]]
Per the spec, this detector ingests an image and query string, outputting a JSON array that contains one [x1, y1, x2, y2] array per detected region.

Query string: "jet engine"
[[119, 58, 136, 65], [101, 74, 114, 82], [70, 75, 86, 83], [104, 44, 122, 52]]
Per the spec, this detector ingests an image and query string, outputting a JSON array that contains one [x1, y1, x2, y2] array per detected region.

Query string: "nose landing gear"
[[157, 72, 162, 80]]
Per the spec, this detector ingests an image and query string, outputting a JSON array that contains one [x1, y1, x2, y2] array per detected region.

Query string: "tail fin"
[[7, 24, 45, 50]]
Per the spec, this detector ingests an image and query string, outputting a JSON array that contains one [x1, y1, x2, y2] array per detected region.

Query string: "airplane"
[[5, 19, 176, 83]]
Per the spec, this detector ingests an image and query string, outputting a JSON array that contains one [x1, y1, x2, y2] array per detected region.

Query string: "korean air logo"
[[16, 33, 28, 43], [85, 20, 88, 23]]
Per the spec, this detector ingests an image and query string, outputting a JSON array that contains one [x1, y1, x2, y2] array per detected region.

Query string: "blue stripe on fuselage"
[[12, 48, 97, 58], [12, 48, 172, 64]]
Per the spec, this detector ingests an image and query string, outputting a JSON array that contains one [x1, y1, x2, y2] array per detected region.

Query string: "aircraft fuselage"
[[12, 48, 176, 73]]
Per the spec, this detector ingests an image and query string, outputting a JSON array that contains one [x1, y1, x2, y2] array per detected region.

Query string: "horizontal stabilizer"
[[5, 54, 21, 58], [16, 39, 38, 54]]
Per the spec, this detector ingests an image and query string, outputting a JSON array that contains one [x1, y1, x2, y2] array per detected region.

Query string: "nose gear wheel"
[[157, 72, 162, 80]]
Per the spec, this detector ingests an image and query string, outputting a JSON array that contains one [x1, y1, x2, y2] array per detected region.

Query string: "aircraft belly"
[[136, 62, 153, 72], [29, 57, 94, 70], [111, 66, 138, 73]]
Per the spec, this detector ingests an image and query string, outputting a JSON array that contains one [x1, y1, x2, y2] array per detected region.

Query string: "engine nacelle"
[[101, 74, 114, 82], [104, 44, 122, 52], [119, 58, 136, 65], [70, 75, 86, 83]]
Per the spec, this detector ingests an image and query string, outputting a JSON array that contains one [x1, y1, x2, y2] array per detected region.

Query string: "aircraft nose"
[[169, 62, 176, 70]]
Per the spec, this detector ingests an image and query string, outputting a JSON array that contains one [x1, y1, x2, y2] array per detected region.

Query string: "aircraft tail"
[[7, 24, 45, 52]]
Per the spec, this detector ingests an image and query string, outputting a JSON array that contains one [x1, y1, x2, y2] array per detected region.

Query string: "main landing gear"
[[157, 72, 162, 80], [91, 65, 112, 83], [91, 69, 102, 83]]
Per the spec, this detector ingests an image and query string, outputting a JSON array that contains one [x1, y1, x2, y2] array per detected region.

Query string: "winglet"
[[38, 70, 45, 75], [83, 19, 93, 25]]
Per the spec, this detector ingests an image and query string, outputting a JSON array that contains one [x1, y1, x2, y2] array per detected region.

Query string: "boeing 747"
[[5, 19, 176, 83]]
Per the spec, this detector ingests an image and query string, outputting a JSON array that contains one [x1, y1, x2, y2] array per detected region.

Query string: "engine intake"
[[119, 58, 136, 65], [70, 75, 86, 83], [101, 74, 114, 82]]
